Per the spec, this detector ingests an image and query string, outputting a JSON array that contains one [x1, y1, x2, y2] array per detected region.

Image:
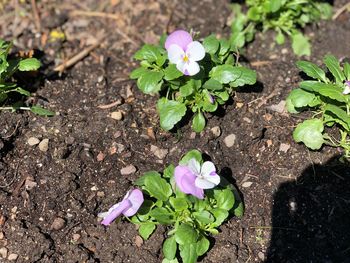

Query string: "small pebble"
[[268, 100, 286, 113], [189, 132, 196, 139], [135, 235, 143, 247], [97, 191, 105, 197], [210, 126, 221, 138], [242, 181, 253, 188], [27, 137, 40, 146], [258, 251, 265, 260], [110, 111, 123, 120], [38, 139, 49, 152], [120, 165, 137, 175], [8, 253, 18, 261], [72, 234, 81, 242], [0, 232, 4, 240], [51, 217, 66, 231], [279, 143, 291, 153], [150, 145, 168, 159], [0, 247, 8, 258], [223, 134, 236, 147]]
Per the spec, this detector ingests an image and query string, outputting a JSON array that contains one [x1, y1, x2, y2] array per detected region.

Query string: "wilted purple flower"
[[165, 30, 205, 76], [99, 189, 144, 226], [174, 158, 220, 199], [343, 81, 350, 95]]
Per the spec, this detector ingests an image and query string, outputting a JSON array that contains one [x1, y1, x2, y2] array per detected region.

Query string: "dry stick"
[[30, 0, 41, 32], [54, 36, 106, 72], [332, 2, 350, 20], [69, 10, 138, 47], [2, 120, 20, 139]]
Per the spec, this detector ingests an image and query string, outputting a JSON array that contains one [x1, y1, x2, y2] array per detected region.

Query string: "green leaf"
[[299, 81, 346, 103], [344, 62, 350, 80], [210, 65, 240, 84], [270, 0, 283, 12], [134, 44, 162, 62], [30, 106, 55, 116], [11, 87, 30, 96], [134, 171, 160, 186], [193, 210, 214, 224], [130, 67, 149, 79], [196, 236, 210, 257], [179, 149, 202, 165], [18, 58, 40, 71], [144, 174, 172, 201], [324, 55, 345, 84], [229, 67, 257, 87], [149, 207, 173, 224], [169, 197, 188, 211], [162, 258, 179, 263], [175, 224, 198, 245], [293, 119, 324, 150], [233, 202, 244, 217], [285, 95, 298, 114], [214, 188, 235, 211], [324, 104, 350, 131], [218, 39, 230, 56], [211, 208, 229, 227], [164, 64, 183, 81], [296, 60, 328, 82], [157, 98, 187, 131], [247, 6, 261, 21], [192, 112, 206, 133], [137, 199, 154, 216], [230, 32, 246, 49], [275, 30, 285, 45], [291, 32, 311, 56], [179, 80, 194, 97], [163, 236, 177, 260], [163, 164, 175, 178], [203, 35, 220, 54], [137, 71, 164, 94], [0, 93, 8, 103], [139, 223, 156, 240], [179, 243, 197, 263], [203, 79, 222, 91], [288, 88, 315, 108]]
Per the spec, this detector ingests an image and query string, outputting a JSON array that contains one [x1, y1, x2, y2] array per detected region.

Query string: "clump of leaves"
[[131, 150, 244, 263], [0, 39, 53, 115], [286, 55, 350, 157], [130, 30, 256, 133], [230, 0, 332, 56]]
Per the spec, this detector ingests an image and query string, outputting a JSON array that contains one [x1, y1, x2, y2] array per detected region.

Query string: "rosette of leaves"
[[131, 150, 244, 263], [130, 35, 256, 132], [0, 40, 53, 115], [286, 55, 350, 156], [230, 0, 332, 56]]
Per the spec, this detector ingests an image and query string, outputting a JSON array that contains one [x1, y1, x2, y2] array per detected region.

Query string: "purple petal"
[[123, 189, 144, 217], [174, 166, 204, 199], [346, 81, 350, 86], [165, 30, 192, 51], [101, 199, 132, 226]]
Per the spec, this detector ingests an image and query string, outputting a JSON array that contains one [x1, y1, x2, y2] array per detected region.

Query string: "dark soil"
[[1, 0, 350, 262]]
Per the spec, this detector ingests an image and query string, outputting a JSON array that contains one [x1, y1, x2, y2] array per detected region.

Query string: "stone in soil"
[[0, 247, 8, 258], [8, 253, 18, 261], [38, 139, 49, 152], [110, 111, 123, 120], [51, 217, 66, 231], [120, 165, 137, 175], [27, 137, 40, 146], [223, 134, 236, 147], [150, 145, 168, 159], [211, 126, 221, 138]]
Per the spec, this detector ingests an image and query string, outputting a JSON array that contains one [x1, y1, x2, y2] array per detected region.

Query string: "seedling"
[[130, 30, 256, 132], [286, 55, 350, 157], [230, 0, 332, 56], [99, 150, 244, 263], [0, 39, 53, 116]]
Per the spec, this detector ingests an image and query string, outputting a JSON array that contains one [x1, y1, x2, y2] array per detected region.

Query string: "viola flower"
[[165, 30, 205, 76], [99, 189, 144, 226], [343, 81, 350, 95], [174, 158, 220, 199]]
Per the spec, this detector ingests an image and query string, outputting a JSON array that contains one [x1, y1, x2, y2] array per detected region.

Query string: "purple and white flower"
[[174, 158, 220, 199], [99, 189, 144, 226], [343, 81, 350, 95], [165, 30, 205, 76]]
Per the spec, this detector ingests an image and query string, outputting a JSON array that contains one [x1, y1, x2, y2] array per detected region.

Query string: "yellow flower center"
[[183, 55, 189, 62]]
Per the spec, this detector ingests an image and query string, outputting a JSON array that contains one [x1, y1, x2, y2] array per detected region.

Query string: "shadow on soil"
[[266, 155, 350, 262]]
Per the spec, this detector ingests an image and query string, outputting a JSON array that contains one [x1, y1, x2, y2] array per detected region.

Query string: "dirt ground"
[[0, 0, 350, 262]]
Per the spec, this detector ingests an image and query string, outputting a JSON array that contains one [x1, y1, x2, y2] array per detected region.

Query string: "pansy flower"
[[165, 30, 205, 76], [99, 189, 144, 226], [174, 158, 220, 199], [343, 81, 350, 95]]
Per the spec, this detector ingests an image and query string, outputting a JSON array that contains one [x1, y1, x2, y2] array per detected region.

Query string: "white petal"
[[184, 61, 200, 76], [201, 161, 216, 178], [176, 60, 187, 74], [186, 41, 205, 62], [97, 212, 109, 218], [195, 177, 216, 189], [343, 85, 350, 95], [204, 173, 220, 186], [187, 158, 201, 175], [168, 44, 185, 64]]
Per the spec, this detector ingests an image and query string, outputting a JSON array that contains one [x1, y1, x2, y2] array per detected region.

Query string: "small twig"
[[97, 99, 122, 109], [332, 2, 350, 20], [54, 36, 106, 72], [30, 0, 41, 31], [250, 60, 273, 67], [2, 120, 20, 139]]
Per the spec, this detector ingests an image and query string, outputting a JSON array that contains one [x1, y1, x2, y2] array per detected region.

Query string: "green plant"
[[130, 150, 244, 263], [230, 0, 332, 56], [130, 30, 256, 132], [0, 39, 53, 115], [286, 55, 350, 157]]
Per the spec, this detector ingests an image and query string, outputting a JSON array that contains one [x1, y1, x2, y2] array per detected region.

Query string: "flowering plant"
[[286, 55, 350, 157], [130, 30, 256, 132], [99, 150, 244, 263]]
